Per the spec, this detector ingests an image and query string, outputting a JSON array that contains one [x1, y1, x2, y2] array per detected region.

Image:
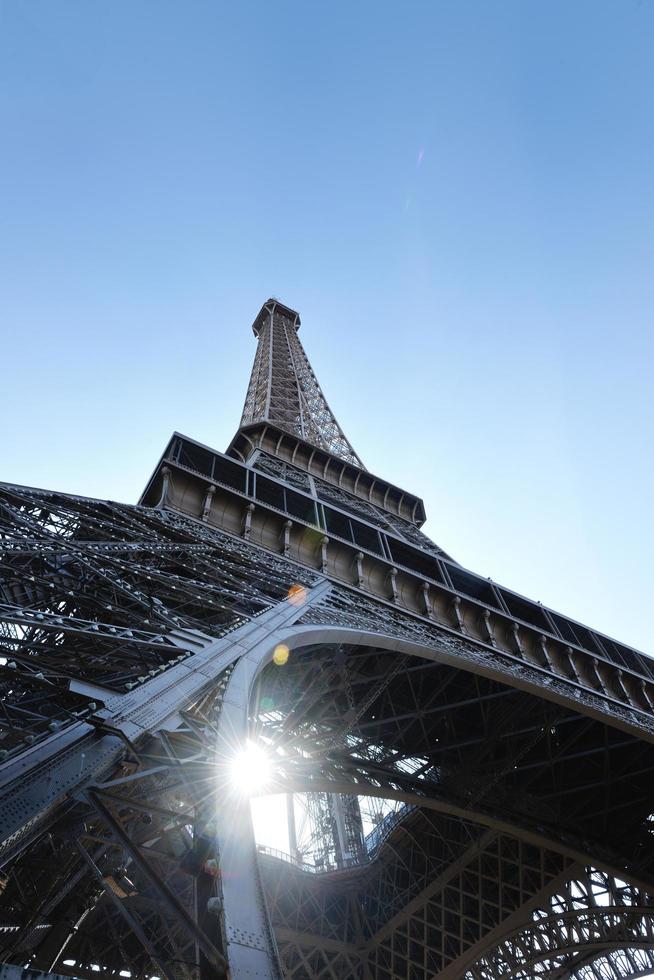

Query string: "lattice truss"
[[260, 834, 654, 980], [249, 641, 654, 979], [470, 869, 654, 979], [2, 645, 651, 980], [240, 302, 364, 467], [1, 481, 654, 979], [0, 484, 314, 759], [0, 673, 238, 980], [0, 481, 322, 979]]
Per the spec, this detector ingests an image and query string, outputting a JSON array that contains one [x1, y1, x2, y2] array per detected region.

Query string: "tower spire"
[[239, 298, 365, 469]]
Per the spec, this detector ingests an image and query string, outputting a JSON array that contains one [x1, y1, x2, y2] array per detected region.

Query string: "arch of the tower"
[[221, 624, 654, 980]]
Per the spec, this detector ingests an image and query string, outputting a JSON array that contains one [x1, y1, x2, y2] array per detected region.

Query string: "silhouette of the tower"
[[1, 298, 653, 980]]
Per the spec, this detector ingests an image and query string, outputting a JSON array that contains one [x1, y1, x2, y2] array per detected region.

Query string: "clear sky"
[[1, 0, 653, 663]]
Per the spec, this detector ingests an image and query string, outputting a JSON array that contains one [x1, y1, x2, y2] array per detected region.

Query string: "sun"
[[230, 741, 272, 796]]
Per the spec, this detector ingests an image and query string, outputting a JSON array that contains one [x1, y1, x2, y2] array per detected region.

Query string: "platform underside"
[[0, 482, 653, 979]]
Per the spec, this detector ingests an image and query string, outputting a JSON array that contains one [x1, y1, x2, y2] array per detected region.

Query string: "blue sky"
[[1, 0, 653, 658]]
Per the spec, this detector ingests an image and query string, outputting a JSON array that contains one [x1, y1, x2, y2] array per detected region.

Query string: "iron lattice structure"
[[240, 299, 364, 468], [1, 299, 653, 980]]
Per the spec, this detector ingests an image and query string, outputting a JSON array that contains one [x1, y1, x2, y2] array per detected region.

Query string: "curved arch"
[[255, 623, 654, 744], [466, 907, 654, 979], [579, 949, 654, 980], [245, 623, 654, 888], [212, 612, 654, 980]]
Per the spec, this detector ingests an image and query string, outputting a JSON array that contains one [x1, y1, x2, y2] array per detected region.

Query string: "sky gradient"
[[2, 0, 653, 662]]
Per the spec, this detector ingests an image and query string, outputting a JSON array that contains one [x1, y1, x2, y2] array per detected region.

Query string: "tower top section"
[[252, 298, 300, 336], [239, 298, 364, 469]]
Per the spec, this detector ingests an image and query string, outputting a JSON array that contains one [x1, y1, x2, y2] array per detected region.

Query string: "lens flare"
[[287, 584, 307, 606], [273, 643, 290, 666]]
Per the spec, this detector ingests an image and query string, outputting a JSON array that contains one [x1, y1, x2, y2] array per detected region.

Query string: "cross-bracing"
[[0, 299, 653, 980]]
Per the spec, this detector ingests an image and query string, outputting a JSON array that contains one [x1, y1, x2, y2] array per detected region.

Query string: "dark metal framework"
[[0, 299, 652, 980], [240, 299, 364, 467]]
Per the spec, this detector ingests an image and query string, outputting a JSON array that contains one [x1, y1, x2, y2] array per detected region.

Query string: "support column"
[[213, 580, 332, 980], [286, 793, 298, 862]]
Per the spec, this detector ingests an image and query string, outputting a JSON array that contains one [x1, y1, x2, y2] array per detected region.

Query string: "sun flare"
[[230, 741, 272, 795]]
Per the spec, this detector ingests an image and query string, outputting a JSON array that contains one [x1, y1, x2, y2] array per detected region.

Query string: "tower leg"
[[211, 582, 332, 978], [286, 793, 298, 862]]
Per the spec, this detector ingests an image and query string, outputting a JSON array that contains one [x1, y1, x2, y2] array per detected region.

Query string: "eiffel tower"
[[1, 298, 654, 980]]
